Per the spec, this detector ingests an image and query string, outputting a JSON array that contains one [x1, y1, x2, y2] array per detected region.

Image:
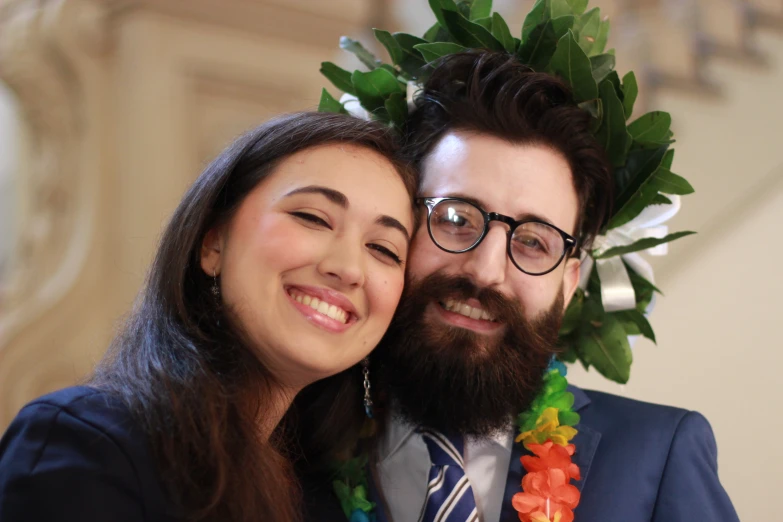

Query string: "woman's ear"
[[200, 226, 224, 277]]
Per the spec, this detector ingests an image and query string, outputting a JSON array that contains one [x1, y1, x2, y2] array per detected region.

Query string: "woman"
[[0, 112, 417, 522]]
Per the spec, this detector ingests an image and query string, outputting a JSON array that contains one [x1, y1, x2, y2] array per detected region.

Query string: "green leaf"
[[595, 79, 631, 167], [613, 310, 656, 343], [320, 62, 357, 96], [580, 313, 632, 384], [621, 71, 638, 120], [627, 262, 661, 312], [424, 21, 455, 43], [609, 165, 694, 229], [653, 167, 695, 195], [473, 16, 493, 31], [629, 111, 672, 144], [578, 98, 602, 119], [522, 0, 551, 43], [318, 88, 348, 114], [560, 288, 584, 336], [557, 342, 579, 363], [590, 53, 615, 83], [574, 7, 601, 55], [351, 68, 405, 115], [340, 36, 381, 70], [592, 18, 611, 56], [429, 0, 460, 31], [469, 0, 493, 20], [548, 30, 598, 102], [385, 92, 409, 128], [661, 148, 675, 169], [651, 193, 673, 205], [414, 42, 469, 63], [567, 0, 589, 15], [551, 0, 572, 18], [442, 9, 504, 50], [392, 33, 429, 77], [608, 145, 669, 228], [595, 231, 696, 259], [518, 15, 575, 70], [374, 29, 403, 64], [492, 12, 517, 52]]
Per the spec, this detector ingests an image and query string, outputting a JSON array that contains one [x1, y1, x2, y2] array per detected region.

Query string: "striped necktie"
[[418, 429, 479, 522]]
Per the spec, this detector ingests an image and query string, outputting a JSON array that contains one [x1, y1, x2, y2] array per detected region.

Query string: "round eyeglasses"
[[417, 197, 578, 276]]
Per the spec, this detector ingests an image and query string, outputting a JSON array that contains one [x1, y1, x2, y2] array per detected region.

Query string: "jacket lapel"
[[499, 385, 601, 522]]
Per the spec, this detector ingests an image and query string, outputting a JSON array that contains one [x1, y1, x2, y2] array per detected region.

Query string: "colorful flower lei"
[[332, 360, 581, 522], [513, 361, 580, 522]]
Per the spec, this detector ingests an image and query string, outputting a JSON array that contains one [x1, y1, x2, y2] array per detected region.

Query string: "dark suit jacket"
[[0, 386, 180, 521], [303, 386, 741, 522], [1, 385, 740, 522]]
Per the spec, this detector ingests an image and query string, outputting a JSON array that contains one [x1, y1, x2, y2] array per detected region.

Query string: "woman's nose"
[[316, 237, 366, 288]]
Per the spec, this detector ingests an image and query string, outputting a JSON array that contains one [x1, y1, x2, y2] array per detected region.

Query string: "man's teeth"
[[442, 299, 494, 321], [290, 291, 349, 324]]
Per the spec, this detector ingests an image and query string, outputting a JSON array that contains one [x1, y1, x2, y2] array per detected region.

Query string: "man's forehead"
[[420, 131, 579, 232]]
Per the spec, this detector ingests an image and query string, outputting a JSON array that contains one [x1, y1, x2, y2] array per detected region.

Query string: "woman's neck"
[[258, 382, 301, 442]]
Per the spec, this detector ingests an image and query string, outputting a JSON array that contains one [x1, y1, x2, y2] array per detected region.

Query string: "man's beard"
[[374, 271, 564, 438]]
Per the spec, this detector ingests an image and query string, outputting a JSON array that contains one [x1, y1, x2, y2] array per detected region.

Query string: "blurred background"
[[0, 0, 780, 519]]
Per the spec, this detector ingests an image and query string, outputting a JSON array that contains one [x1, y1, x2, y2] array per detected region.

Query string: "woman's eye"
[[368, 244, 403, 266], [290, 211, 331, 229]]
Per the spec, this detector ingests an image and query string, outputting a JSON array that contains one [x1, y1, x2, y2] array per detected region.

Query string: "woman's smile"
[[285, 284, 359, 333]]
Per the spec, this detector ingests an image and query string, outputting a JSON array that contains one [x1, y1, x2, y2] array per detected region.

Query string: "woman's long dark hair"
[[91, 112, 417, 522]]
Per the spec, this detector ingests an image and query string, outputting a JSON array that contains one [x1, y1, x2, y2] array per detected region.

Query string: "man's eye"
[[290, 211, 332, 229], [368, 244, 403, 266]]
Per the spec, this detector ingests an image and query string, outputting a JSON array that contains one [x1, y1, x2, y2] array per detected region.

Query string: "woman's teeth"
[[290, 291, 349, 324], [442, 299, 495, 321]]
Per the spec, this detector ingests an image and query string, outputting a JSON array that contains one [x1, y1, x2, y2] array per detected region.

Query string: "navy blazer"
[[0, 386, 180, 521], [304, 386, 741, 522], [1, 386, 740, 522]]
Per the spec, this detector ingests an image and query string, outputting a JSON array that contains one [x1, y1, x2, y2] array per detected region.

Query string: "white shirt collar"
[[378, 411, 514, 463]]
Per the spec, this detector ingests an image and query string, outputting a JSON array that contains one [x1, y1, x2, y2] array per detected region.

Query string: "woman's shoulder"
[[0, 386, 176, 520], [7, 385, 141, 447]]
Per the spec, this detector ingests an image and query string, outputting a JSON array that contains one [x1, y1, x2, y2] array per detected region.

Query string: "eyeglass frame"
[[416, 197, 578, 276]]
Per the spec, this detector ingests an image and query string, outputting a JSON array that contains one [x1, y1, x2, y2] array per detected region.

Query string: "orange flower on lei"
[[512, 442, 581, 522]]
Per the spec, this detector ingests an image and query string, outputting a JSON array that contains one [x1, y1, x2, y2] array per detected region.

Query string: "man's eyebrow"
[[445, 192, 558, 227], [284, 185, 348, 208], [376, 215, 411, 243]]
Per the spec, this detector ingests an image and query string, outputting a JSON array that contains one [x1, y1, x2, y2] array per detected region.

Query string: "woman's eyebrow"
[[284, 185, 348, 207], [376, 215, 411, 243]]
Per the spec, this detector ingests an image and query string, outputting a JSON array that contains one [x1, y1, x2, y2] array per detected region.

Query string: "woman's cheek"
[[255, 216, 320, 267], [371, 269, 407, 329]]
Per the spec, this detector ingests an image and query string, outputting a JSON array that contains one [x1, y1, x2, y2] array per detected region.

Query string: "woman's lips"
[[285, 286, 358, 333]]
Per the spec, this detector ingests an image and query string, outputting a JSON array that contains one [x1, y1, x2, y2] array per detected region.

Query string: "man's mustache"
[[403, 272, 524, 325]]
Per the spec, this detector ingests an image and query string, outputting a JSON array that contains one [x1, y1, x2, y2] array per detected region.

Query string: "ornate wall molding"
[[0, 0, 110, 349]]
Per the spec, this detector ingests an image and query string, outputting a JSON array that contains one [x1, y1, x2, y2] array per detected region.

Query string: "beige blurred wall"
[[1, 1, 781, 520]]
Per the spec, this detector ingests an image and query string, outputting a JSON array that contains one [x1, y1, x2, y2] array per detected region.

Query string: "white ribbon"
[[339, 81, 422, 121], [579, 195, 681, 313]]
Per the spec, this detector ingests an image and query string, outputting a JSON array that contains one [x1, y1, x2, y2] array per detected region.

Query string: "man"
[[358, 51, 739, 522]]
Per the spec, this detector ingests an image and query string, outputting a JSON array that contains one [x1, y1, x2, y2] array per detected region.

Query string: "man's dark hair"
[[403, 50, 613, 249]]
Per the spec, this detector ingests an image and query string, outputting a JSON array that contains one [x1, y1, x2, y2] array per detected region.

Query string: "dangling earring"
[[362, 357, 373, 419], [211, 270, 221, 326]]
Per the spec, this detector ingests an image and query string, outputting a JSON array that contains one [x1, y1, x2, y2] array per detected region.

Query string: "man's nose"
[[460, 224, 508, 287]]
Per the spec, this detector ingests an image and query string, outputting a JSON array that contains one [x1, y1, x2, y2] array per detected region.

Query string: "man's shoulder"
[[572, 385, 713, 448]]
